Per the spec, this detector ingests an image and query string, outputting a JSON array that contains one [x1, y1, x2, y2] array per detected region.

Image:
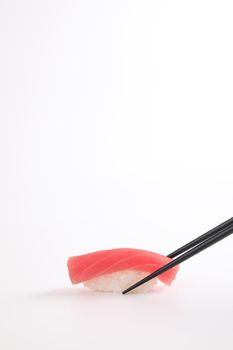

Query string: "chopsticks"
[[122, 217, 233, 294], [167, 216, 233, 258]]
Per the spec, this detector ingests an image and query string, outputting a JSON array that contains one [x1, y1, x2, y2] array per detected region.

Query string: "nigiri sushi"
[[67, 248, 179, 293]]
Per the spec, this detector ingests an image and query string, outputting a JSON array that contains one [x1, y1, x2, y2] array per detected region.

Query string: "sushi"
[[67, 248, 179, 293]]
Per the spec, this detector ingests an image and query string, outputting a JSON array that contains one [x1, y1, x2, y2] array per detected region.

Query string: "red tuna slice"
[[67, 248, 179, 286]]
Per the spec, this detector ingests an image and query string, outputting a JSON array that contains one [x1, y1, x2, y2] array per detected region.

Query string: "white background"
[[0, 1, 233, 349]]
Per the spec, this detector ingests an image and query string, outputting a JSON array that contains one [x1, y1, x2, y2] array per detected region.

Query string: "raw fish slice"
[[67, 248, 179, 288]]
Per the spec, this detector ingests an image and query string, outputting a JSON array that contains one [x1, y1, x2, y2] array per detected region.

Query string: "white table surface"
[[1, 261, 232, 350]]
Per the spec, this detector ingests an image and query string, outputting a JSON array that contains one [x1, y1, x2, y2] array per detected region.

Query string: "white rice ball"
[[83, 270, 157, 293]]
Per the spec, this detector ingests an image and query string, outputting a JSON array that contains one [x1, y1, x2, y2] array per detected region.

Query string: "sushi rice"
[[83, 270, 157, 293]]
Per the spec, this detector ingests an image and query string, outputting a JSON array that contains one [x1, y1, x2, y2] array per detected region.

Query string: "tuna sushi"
[[67, 248, 179, 293]]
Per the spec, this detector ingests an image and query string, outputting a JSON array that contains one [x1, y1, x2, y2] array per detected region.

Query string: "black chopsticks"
[[167, 217, 233, 258], [122, 217, 233, 294]]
